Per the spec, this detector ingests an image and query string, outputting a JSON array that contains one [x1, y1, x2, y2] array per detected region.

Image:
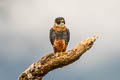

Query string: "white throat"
[[55, 23, 65, 27]]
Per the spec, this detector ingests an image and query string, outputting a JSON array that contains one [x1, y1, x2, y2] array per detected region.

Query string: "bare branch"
[[18, 34, 99, 80]]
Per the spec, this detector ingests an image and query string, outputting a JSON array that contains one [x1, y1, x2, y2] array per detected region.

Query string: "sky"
[[0, 0, 120, 80]]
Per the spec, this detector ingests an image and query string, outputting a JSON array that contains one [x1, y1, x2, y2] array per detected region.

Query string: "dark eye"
[[62, 21, 65, 24], [62, 21, 65, 23], [57, 21, 61, 24]]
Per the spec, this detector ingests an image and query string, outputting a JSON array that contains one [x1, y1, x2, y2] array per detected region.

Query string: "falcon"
[[50, 17, 70, 54]]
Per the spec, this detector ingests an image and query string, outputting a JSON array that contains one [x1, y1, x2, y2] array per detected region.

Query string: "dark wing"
[[50, 28, 55, 45], [64, 28, 70, 45]]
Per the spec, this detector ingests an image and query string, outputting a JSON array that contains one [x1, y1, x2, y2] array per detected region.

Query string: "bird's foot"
[[59, 52, 66, 56]]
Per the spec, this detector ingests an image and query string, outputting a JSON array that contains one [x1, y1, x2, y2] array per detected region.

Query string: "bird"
[[50, 17, 70, 54]]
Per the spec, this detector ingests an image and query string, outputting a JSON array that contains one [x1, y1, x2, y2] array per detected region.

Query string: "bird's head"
[[55, 17, 65, 27]]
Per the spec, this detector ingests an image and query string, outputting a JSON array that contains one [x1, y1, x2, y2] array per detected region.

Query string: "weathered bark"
[[18, 35, 98, 80]]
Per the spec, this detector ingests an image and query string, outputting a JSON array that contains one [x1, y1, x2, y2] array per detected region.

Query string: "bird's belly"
[[54, 39, 66, 52]]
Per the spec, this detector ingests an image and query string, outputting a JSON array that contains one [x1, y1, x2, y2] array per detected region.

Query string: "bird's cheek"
[[60, 23, 65, 27]]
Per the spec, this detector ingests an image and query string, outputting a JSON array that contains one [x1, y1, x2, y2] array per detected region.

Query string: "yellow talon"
[[59, 52, 66, 56]]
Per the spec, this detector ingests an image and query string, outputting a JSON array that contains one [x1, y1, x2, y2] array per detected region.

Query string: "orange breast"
[[52, 24, 66, 31]]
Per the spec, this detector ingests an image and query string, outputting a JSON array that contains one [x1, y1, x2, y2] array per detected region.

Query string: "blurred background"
[[0, 0, 120, 80]]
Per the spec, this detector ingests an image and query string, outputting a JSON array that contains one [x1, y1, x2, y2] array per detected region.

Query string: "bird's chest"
[[54, 31, 66, 39], [55, 31, 63, 36]]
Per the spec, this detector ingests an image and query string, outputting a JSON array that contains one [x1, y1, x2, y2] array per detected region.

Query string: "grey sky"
[[0, 0, 120, 80]]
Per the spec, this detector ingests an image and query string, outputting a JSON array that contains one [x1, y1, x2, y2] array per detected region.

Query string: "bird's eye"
[[61, 21, 64, 23], [57, 21, 61, 24], [62, 21, 65, 24]]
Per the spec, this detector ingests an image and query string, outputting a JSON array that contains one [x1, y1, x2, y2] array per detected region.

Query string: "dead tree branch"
[[18, 35, 99, 80]]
